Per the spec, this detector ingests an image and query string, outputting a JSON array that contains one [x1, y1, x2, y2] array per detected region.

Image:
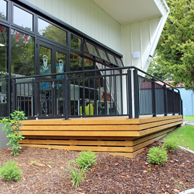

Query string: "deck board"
[[19, 115, 183, 158]]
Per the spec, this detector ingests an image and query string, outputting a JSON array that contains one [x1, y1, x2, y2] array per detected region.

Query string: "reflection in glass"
[[56, 51, 66, 79], [86, 42, 98, 57], [70, 52, 82, 71], [71, 34, 81, 51], [38, 18, 67, 45], [56, 52, 66, 115], [0, 24, 8, 117], [39, 46, 51, 75], [98, 48, 108, 61], [13, 6, 33, 31], [84, 58, 94, 77], [0, 25, 8, 76], [116, 57, 123, 67], [11, 30, 34, 76], [0, 0, 7, 20], [108, 53, 116, 64]]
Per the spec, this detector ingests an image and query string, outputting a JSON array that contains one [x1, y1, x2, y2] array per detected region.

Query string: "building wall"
[[25, 0, 169, 72], [121, 17, 160, 70], [25, 0, 122, 53], [179, 88, 194, 116], [121, 0, 169, 71]]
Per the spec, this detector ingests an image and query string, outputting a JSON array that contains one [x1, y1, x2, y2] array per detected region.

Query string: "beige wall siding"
[[121, 17, 161, 70], [25, 0, 122, 53]]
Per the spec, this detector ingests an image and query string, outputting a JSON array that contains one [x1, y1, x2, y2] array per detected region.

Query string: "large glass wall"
[[0, 24, 8, 116], [38, 18, 67, 46], [0, 0, 123, 118]]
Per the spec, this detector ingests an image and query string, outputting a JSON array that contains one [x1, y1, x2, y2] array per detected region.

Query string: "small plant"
[[147, 146, 168, 165], [163, 139, 178, 152], [0, 160, 22, 182], [69, 165, 85, 187], [76, 150, 97, 169], [0, 111, 27, 156]]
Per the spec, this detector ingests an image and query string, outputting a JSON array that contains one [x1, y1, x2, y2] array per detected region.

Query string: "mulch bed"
[[0, 142, 194, 194]]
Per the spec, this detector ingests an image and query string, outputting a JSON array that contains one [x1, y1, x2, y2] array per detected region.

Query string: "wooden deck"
[[19, 115, 182, 158]]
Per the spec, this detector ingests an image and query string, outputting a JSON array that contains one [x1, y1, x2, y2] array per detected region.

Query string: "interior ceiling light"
[[0, 43, 5, 47]]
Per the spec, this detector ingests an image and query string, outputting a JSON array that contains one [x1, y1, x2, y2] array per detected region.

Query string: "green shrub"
[[69, 165, 85, 187], [76, 150, 97, 169], [0, 111, 27, 156], [0, 160, 22, 182], [162, 139, 178, 152], [147, 146, 168, 165]]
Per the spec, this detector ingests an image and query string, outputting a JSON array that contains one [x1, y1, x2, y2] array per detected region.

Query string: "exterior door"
[[36, 40, 67, 117]]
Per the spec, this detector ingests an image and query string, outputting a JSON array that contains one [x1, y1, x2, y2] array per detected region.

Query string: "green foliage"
[[0, 160, 22, 182], [76, 150, 97, 169], [163, 139, 178, 152], [155, 0, 194, 91], [0, 111, 27, 156], [147, 146, 168, 165], [69, 165, 85, 187], [146, 57, 172, 81], [68, 150, 97, 187]]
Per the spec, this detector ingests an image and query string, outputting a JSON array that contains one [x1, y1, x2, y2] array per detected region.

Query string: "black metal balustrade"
[[12, 66, 183, 119]]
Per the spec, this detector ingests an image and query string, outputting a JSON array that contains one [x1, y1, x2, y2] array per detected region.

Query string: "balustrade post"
[[172, 88, 175, 115], [12, 79, 16, 112], [152, 78, 156, 117], [178, 91, 182, 116], [133, 69, 139, 118], [63, 74, 69, 120], [127, 69, 132, 118], [163, 84, 167, 116]]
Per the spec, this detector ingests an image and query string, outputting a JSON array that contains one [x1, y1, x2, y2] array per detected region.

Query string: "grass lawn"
[[183, 115, 194, 122], [164, 125, 194, 151]]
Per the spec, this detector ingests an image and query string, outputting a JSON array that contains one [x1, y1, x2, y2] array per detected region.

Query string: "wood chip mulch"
[[0, 142, 194, 194]]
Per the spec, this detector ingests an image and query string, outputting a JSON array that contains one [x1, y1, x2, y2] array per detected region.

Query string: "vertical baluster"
[[120, 69, 123, 115], [13, 79, 16, 111], [133, 69, 139, 118], [74, 79, 75, 116], [152, 78, 156, 117], [163, 84, 167, 116], [172, 88, 175, 115], [127, 69, 132, 118]]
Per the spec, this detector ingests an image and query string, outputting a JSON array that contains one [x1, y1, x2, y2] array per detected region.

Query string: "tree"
[[155, 0, 194, 90], [147, 56, 172, 81]]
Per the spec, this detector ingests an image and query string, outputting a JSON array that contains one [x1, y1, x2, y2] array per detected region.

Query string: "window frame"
[[12, 3, 34, 32], [37, 16, 68, 49]]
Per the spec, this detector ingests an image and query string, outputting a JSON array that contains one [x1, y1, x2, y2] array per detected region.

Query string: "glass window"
[[39, 45, 51, 76], [38, 18, 67, 45], [56, 51, 66, 79], [13, 6, 33, 31], [11, 29, 35, 76], [84, 58, 94, 77], [116, 57, 123, 67], [98, 48, 108, 61], [0, 25, 8, 117], [0, 25, 8, 76], [71, 34, 81, 51], [86, 42, 98, 57], [70, 52, 82, 71], [0, 0, 7, 20], [107, 53, 116, 64]]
